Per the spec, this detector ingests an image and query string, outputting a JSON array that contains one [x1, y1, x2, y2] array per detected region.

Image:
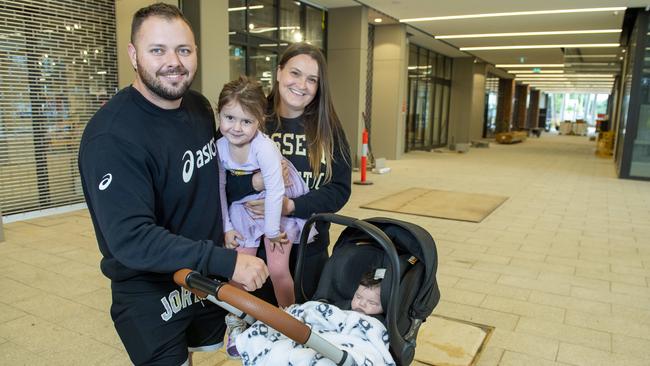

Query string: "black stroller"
[[174, 213, 440, 365]]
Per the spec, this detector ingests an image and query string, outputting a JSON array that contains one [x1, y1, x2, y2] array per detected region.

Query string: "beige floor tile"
[[480, 295, 565, 323], [434, 301, 519, 331], [612, 334, 650, 360], [1, 262, 102, 299], [6, 248, 69, 268], [499, 351, 572, 366], [472, 262, 539, 279], [497, 275, 571, 296], [575, 267, 647, 287], [528, 290, 611, 316], [439, 286, 486, 306], [516, 316, 610, 351], [510, 258, 575, 275], [571, 286, 650, 309], [565, 309, 650, 340], [489, 328, 559, 361], [610, 281, 650, 298], [0, 277, 42, 305], [538, 271, 610, 291], [473, 346, 504, 366], [0, 302, 27, 324], [0, 341, 49, 365], [455, 278, 531, 301], [557, 342, 648, 366]]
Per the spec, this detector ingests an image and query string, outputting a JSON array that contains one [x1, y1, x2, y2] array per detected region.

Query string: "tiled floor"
[[1, 134, 650, 365]]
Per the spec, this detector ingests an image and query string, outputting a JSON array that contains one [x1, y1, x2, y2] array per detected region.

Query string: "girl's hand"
[[245, 196, 295, 218], [225, 230, 243, 249], [251, 160, 292, 191], [267, 232, 290, 253]]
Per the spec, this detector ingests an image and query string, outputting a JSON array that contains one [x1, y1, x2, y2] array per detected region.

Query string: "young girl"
[[216, 76, 315, 357]]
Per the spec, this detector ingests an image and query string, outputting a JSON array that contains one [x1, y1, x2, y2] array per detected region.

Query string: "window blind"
[[0, 0, 118, 216]]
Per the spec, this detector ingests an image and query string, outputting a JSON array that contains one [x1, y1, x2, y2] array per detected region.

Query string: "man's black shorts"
[[110, 278, 227, 366]]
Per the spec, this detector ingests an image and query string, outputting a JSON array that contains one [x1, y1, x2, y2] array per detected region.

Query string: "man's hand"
[[231, 253, 269, 291], [251, 159, 292, 192], [224, 230, 242, 249]]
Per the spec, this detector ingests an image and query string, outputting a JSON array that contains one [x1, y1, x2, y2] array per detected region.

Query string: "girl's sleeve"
[[255, 138, 285, 238]]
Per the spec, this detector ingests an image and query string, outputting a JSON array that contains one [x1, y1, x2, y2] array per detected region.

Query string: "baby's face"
[[351, 285, 383, 315]]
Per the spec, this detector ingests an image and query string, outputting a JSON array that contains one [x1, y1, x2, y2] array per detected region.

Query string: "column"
[[183, 0, 229, 107], [115, 0, 179, 89], [327, 6, 368, 165], [496, 78, 514, 132], [371, 24, 408, 159], [514, 84, 529, 129], [448, 58, 487, 146], [528, 89, 540, 129]]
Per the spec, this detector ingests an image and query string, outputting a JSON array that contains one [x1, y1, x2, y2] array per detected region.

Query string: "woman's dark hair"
[[268, 42, 348, 182], [217, 76, 267, 128]]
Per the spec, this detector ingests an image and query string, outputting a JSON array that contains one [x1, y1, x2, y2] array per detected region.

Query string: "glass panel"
[[248, 48, 277, 95], [423, 80, 433, 149], [629, 19, 650, 177], [432, 83, 442, 146], [228, 0, 246, 32], [436, 54, 444, 77], [248, 0, 277, 40], [305, 6, 325, 49], [445, 57, 452, 79], [429, 51, 436, 78], [229, 45, 247, 81], [406, 78, 417, 152], [441, 85, 450, 145], [279, 0, 301, 43], [415, 81, 427, 149], [406, 45, 418, 151]]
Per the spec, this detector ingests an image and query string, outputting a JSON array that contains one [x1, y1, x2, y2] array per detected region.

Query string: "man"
[[78, 3, 268, 365]]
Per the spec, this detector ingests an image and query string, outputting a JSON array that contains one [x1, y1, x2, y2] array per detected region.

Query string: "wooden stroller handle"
[[173, 269, 311, 344]]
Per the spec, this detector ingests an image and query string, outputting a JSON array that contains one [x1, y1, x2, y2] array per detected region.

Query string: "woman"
[[226, 42, 352, 304]]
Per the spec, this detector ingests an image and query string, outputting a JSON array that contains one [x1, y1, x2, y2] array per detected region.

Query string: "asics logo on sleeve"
[[181, 137, 217, 183], [98, 173, 112, 190]]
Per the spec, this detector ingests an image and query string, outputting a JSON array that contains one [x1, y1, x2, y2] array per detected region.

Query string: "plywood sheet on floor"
[[360, 188, 508, 223], [415, 315, 493, 366]]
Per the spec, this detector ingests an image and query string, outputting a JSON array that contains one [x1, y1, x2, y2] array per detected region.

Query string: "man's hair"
[[217, 76, 268, 128], [359, 269, 382, 289], [131, 2, 193, 44]]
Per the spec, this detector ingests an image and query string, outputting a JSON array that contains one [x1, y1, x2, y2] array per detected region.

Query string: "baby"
[[351, 268, 384, 316]]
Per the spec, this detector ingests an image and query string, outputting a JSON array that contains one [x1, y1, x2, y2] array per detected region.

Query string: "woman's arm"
[[291, 136, 352, 219]]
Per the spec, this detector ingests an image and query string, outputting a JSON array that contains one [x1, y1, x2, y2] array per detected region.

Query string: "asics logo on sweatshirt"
[[98, 173, 112, 190], [181, 137, 218, 183]]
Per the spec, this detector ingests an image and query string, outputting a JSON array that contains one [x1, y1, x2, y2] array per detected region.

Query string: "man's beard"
[[137, 62, 193, 101]]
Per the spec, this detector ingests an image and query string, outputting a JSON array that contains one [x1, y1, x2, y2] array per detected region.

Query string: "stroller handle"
[[173, 269, 311, 344]]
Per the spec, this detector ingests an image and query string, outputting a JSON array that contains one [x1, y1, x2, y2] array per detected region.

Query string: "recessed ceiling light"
[[374, 18, 383, 23], [564, 54, 617, 58], [228, 5, 264, 11], [435, 29, 620, 39], [400, 7, 626, 22], [461, 43, 619, 51], [497, 64, 565, 68], [515, 70, 565, 74]]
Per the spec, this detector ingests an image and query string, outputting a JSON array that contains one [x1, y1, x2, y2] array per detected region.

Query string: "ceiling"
[[312, 0, 650, 93]]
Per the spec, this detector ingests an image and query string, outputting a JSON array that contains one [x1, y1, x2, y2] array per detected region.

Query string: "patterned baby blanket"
[[236, 301, 396, 366]]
